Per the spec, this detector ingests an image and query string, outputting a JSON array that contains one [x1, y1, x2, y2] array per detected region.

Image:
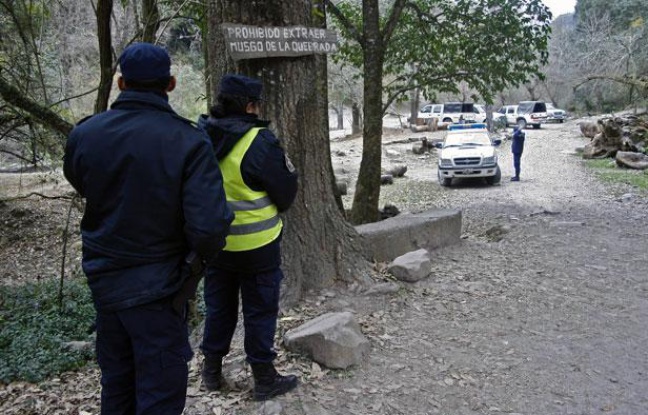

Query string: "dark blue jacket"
[[198, 113, 298, 273], [512, 128, 525, 154], [64, 90, 233, 311]]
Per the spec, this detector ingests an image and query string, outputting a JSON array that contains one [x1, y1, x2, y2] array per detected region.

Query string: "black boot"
[[201, 355, 223, 391], [251, 362, 298, 401]]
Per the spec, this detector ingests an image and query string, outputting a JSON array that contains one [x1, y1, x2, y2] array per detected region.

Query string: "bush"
[[0, 277, 96, 384]]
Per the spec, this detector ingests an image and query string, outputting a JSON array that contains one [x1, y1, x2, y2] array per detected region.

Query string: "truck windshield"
[[444, 131, 491, 147], [518, 102, 546, 113], [444, 103, 474, 113]]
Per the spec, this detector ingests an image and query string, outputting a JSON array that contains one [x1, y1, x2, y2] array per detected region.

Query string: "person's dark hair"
[[122, 76, 172, 92], [209, 93, 258, 117]]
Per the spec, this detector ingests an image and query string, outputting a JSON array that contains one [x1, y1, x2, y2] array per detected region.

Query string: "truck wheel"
[[516, 119, 527, 129], [443, 118, 453, 123], [532, 124, 541, 129], [438, 170, 451, 187], [485, 166, 501, 185]]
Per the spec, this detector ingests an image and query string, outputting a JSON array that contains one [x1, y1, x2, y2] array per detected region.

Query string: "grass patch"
[[0, 277, 96, 384], [584, 159, 648, 192]]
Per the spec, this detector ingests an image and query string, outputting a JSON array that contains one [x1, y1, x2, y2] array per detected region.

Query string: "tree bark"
[[95, 0, 113, 113], [336, 102, 344, 130], [349, 0, 384, 224], [141, 0, 160, 43], [351, 102, 361, 134], [205, 0, 371, 306], [410, 87, 419, 125]]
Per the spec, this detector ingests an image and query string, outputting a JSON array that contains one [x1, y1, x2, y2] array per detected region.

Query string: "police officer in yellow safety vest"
[[197, 74, 299, 401]]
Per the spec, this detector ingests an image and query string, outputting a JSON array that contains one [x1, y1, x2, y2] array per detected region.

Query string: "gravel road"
[[263, 120, 648, 415], [2, 120, 647, 415]]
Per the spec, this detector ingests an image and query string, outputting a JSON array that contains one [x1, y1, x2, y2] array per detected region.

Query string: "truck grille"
[[454, 157, 481, 166]]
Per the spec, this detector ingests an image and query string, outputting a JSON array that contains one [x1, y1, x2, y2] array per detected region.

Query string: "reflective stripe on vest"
[[219, 127, 283, 252]]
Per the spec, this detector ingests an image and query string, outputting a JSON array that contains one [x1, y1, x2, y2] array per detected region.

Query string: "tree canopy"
[[331, 0, 552, 108], [327, 0, 552, 223]]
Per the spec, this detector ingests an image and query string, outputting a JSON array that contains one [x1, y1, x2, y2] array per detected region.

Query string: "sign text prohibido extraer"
[[222, 23, 339, 60]]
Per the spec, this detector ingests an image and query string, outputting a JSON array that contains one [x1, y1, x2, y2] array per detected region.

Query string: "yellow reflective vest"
[[219, 127, 282, 252]]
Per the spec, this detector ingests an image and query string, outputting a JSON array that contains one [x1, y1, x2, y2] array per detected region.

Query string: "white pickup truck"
[[435, 123, 502, 187]]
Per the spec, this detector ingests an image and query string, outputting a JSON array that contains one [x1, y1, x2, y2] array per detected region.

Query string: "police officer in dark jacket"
[[64, 43, 233, 415], [198, 74, 299, 401], [511, 125, 526, 181]]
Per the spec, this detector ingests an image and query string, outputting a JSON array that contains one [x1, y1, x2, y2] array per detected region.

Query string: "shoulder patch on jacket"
[[284, 154, 296, 173], [171, 113, 200, 129]]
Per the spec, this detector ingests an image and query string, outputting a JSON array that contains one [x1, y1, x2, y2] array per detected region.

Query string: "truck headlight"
[[440, 158, 452, 167], [482, 156, 496, 165]]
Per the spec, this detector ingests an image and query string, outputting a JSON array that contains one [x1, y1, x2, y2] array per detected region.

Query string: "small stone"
[[258, 400, 282, 415], [618, 193, 634, 202]]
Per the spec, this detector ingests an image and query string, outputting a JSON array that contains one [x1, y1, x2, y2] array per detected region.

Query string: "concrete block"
[[355, 209, 462, 262]]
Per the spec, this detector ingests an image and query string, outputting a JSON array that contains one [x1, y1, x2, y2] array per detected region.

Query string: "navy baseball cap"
[[119, 43, 171, 81], [219, 74, 263, 101]]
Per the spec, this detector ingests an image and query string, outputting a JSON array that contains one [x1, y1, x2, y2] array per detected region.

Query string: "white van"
[[418, 102, 476, 124]]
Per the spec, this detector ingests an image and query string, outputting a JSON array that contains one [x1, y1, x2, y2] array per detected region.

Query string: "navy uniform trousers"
[[513, 152, 522, 178], [95, 297, 192, 415], [202, 267, 283, 363]]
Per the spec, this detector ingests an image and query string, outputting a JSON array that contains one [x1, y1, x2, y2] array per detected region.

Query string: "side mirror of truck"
[[492, 139, 502, 146], [434, 142, 443, 149]]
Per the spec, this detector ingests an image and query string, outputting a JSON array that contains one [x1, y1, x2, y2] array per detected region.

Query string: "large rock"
[[283, 312, 370, 369], [616, 151, 648, 170], [380, 174, 394, 185], [387, 249, 431, 282], [385, 165, 408, 178]]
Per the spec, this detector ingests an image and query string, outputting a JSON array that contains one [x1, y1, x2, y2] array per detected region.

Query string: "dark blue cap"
[[119, 43, 171, 81], [219, 74, 263, 101]]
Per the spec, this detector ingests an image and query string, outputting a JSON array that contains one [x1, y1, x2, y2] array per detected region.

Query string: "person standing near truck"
[[511, 125, 526, 181]]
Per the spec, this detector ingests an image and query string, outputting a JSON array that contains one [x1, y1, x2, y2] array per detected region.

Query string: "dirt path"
[[2, 121, 647, 414], [260, 121, 648, 414]]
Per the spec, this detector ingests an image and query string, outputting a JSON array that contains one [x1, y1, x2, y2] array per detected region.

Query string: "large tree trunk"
[[351, 102, 361, 134], [336, 102, 344, 130], [410, 87, 419, 126], [349, 0, 384, 225], [94, 0, 113, 113], [206, 0, 370, 306], [141, 0, 160, 43]]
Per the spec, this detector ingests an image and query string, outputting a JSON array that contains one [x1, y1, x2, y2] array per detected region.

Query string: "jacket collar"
[[199, 114, 270, 159], [111, 90, 175, 114]]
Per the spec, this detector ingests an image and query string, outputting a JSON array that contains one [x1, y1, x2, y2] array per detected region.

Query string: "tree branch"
[[573, 75, 648, 92], [0, 76, 73, 138], [0, 192, 76, 203], [49, 86, 100, 108], [382, 0, 408, 45], [324, 0, 364, 46]]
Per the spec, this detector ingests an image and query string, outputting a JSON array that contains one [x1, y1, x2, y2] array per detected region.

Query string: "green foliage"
[[584, 159, 648, 192], [330, 0, 552, 107], [0, 278, 96, 384]]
